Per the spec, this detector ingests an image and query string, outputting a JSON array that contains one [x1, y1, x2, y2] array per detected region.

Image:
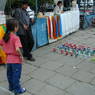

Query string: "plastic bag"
[[0, 25, 6, 64], [0, 48, 6, 64], [0, 25, 5, 40]]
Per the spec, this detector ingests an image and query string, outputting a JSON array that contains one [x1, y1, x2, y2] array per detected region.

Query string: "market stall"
[[31, 9, 80, 49], [46, 10, 80, 43]]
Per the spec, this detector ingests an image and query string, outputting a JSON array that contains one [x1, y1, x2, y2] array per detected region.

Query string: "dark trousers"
[[18, 29, 34, 59], [7, 64, 22, 93]]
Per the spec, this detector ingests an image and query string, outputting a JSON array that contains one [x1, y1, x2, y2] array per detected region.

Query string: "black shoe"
[[27, 57, 36, 61]]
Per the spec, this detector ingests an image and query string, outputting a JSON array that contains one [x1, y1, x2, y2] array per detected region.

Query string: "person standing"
[[54, 1, 63, 14], [26, 5, 35, 24], [13, 1, 35, 61], [0, 19, 26, 94]]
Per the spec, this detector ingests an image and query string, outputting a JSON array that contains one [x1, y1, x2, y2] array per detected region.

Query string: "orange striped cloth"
[[47, 16, 62, 40]]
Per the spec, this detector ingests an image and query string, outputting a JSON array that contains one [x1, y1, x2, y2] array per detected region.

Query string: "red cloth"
[[52, 16, 57, 39], [47, 17, 52, 38]]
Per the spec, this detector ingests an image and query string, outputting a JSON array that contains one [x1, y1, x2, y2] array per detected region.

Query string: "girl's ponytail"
[[3, 19, 19, 43], [3, 29, 11, 43]]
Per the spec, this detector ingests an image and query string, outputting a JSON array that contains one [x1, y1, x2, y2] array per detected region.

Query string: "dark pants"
[[7, 64, 22, 93], [18, 29, 34, 59]]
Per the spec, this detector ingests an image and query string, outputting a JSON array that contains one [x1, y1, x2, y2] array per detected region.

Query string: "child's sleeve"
[[15, 37, 22, 49]]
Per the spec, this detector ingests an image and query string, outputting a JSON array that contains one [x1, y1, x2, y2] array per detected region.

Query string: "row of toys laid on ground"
[[51, 42, 95, 58]]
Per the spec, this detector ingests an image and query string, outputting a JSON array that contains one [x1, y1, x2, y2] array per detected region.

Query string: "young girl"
[[0, 19, 26, 94]]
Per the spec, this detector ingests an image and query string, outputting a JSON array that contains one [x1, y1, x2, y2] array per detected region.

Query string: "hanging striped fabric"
[[47, 17, 52, 39], [47, 15, 62, 42], [50, 16, 53, 39], [52, 16, 57, 39], [55, 16, 58, 38]]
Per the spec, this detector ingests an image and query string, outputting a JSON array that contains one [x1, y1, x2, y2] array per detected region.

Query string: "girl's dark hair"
[[3, 19, 19, 43]]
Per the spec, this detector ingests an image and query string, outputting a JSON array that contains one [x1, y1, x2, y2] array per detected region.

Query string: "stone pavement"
[[0, 28, 95, 95]]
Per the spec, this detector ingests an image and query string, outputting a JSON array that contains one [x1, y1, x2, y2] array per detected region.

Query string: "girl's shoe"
[[15, 88, 26, 94]]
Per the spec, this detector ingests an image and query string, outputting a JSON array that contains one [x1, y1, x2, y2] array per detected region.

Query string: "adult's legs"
[[18, 28, 35, 61], [18, 35, 32, 58], [26, 30, 35, 61], [26, 29, 34, 53]]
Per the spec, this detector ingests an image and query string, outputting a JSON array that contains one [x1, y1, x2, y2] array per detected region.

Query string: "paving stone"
[[31, 68, 56, 81], [44, 54, 84, 67], [41, 61, 63, 71], [56, 65, 79, 77], [0, 81, 8, 89], [46, 74, 75, 90], [55, 56, 83, 66], [0, 65, 6, 70], [72, 70, 95, 83], [23, 79, 46, 94], [0, 86, 14, 95], [37, 85, 66, 95], [26, 57, 49, 67], [76, 61, 95, 72], [21, 74, 32, 84], [32, 46, 50, 57], [0, 69, 7, 82], [20, 92, 32, 95], [65, 92, 74, 95], [90, 78, 95, 85], [42, 53, 64, 62], [66, 82, 95, 95], [89, 66, 95, 74], [22, 64, 37, 75]]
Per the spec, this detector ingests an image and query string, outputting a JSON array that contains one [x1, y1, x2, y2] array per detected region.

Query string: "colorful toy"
[[51, 42, 95, 58], [51, 48, 57, 52]]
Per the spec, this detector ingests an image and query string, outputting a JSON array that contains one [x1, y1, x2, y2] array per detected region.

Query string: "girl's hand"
[[20, 56, 24, 62]]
